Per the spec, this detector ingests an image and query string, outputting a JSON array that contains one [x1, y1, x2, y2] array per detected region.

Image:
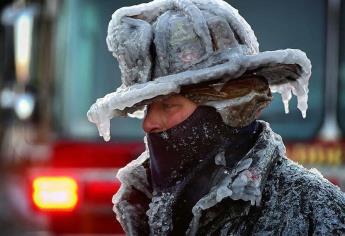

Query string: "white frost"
[[147, 192, 175, 235], [113, 149, 151, 207], [216, 186, 232, 202], [233, 158, 253, 175], [215, 151, 226, 166]]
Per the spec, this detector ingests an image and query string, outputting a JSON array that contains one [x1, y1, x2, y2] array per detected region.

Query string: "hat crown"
[[107, 0, 259, 87], [152, 9, 241, 78]]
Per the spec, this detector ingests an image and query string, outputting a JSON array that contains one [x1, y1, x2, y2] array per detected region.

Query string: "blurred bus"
[[0, 0, 344, 235]]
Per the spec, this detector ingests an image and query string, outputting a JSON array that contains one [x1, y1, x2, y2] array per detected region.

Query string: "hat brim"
[[87, 48, 311, 131]]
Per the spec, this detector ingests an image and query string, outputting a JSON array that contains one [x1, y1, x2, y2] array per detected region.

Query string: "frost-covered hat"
[[87, 0, 311, 141]]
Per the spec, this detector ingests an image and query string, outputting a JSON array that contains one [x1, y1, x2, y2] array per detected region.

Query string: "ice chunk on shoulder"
[[215, 151, 226, 166], [216, 186, 232, 202]]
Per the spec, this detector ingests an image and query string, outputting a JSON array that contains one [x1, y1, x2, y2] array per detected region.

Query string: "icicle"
[[87, 98, 112, 141], [270, 84, 293, 114], [291, 79, 309, 118], [270, 76, 309, 119], [282, 89, 292, 114]]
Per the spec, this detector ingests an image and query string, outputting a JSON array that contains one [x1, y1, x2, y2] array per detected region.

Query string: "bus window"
[[55, 0, 326, 141], [55, 0, 146, 140]]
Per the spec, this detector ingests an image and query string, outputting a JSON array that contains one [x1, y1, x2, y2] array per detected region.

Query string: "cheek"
[[165, 106, 196, 129], [166, 113, 184, 128]]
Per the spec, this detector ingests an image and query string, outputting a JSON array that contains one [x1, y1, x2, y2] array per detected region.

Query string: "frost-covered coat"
[[113, 121, 345, 235]]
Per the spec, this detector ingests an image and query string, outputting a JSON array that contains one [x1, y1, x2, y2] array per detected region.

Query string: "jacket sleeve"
[[253, 159, 345, 235], [305, 169, 345, 235], [112, 150, 152, 236]]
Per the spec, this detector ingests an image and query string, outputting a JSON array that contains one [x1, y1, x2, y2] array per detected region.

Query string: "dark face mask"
[[147, 106, 259, 190], [147, 106, 222, 188]]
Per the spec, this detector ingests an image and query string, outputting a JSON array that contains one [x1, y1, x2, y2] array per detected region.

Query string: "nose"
[[142, 106, 165, 133]]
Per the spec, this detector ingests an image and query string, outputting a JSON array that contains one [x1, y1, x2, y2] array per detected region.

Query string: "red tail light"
[[32, 176, 78, 211]]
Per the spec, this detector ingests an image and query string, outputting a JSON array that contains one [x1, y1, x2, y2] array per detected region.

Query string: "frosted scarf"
[[146, 106, 259, 235], [147, 106, 259, 189]]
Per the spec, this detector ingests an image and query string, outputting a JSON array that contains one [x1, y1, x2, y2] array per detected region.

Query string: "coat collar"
[[113, 120, 286, 235], [187, 120, 285, 234]]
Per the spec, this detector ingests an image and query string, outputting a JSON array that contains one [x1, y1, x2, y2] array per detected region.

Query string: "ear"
[[107, 17, 153, 86]]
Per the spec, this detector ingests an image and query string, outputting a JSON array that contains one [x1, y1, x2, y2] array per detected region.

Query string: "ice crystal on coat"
[[147, 192, 175, 235], [216, 185, 232, 203], [214, 151, 226, 166]]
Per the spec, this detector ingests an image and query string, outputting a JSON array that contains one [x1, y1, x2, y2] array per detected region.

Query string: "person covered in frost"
[[87, 0, 345, 235]]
